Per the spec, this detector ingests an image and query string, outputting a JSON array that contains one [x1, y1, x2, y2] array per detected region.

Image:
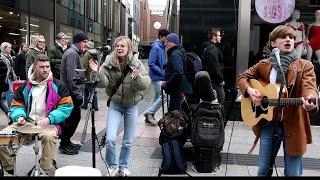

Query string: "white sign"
[[255, 0, 295, 24], [153, 21, 161, 30]]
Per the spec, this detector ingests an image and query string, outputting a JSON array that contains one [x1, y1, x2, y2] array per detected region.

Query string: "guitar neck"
[[268, 98, 316, 106]]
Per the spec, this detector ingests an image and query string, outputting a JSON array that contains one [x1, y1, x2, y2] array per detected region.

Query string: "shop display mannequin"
[[285, 9, 311, 59], [307, 10, 320, 62]]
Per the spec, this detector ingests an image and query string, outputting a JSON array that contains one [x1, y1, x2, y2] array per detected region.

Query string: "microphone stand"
[[270, 56, 287, 177], [78, 49, 103, 168]]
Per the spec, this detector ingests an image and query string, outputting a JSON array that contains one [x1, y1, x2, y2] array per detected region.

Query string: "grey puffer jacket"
[[99, 52, 151, 108]]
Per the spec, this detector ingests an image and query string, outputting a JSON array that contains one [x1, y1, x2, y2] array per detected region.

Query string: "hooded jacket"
[[10, 66, 73, 135], [164, 44, 192, 95], [148, 39, 167, 81], [99, 52, 151, 108]]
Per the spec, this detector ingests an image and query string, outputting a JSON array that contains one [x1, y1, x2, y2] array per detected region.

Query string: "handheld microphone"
[[96, 45, 111, 52], [272, 48, 281, 66]]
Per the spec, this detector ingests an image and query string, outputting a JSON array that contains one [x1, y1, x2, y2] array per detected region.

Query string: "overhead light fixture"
[[30, 23, 39, 27], [30, 17, 39, 21], [9, 33, 20, 36], [19, 28, 27, 32], [25, 23, 39, 28], [0, 25, 2, 28], [0, 17, 3, 19], [9, 12, 13, 15]]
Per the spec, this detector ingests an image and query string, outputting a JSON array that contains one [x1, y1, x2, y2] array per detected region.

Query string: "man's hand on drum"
[[17, 117, 26, 126], [37, 118, 50, 126]]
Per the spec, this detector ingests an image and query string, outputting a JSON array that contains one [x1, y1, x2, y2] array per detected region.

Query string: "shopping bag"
[[12, 79, 25, 92]]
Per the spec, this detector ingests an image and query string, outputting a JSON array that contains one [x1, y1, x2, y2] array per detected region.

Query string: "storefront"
[[239, 0, 320, 75], [0, 1, 54, 53], [180, 0, 320, 123], [0, 0, 104, 52]]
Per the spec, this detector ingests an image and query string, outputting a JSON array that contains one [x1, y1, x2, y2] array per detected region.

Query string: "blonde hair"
[[0, 42, 12, 54], [113, 36, 133, 56], [29, 35, 45, 49]]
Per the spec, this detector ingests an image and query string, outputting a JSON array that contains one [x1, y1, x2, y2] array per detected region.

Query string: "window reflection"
[[0, 6, 28, 53], [30, 16, 54, 50], [60, 0, 84, 15]]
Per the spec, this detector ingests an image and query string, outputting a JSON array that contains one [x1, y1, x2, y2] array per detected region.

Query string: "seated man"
[[0, 54, 73, 175]]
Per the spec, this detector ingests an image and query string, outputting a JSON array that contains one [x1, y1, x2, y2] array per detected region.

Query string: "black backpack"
[[191, 102, 225, 149], [185, 52, 202, 87]]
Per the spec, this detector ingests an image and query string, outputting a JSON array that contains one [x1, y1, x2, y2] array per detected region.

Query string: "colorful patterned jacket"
[[10, 77, 73, 135]]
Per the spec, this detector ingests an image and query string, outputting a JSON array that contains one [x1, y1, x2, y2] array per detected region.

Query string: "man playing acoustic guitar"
[[237, 25, 318, 176]]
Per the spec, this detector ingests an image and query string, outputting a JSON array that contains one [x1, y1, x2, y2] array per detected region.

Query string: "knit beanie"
[[73, 33, 88, 43], [166, 33, 179, 44]]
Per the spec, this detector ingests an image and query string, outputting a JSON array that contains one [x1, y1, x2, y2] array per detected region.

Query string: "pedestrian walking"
[[144, 29, 170, 125]]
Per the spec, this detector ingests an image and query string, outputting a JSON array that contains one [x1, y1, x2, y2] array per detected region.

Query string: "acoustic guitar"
[[240, 79, 317, 127]]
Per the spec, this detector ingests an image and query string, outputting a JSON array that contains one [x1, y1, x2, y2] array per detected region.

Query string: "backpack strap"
[[171, 139, 186, 173], [107, 64, 131, 106]]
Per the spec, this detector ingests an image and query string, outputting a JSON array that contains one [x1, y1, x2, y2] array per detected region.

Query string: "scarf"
[[269, 49, 298, 83]]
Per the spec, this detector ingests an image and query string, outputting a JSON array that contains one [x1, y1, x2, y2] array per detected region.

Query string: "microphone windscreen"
[[272, 48, 280, 54]]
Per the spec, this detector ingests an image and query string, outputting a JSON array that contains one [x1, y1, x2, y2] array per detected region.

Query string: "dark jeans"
[[59, 95, 82, 146], [83, 84, 98, 110], [211, 82, 225, 105], [258, 122, 302, 176]]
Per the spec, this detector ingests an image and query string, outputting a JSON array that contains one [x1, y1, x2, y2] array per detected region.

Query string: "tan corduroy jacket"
[[237, 58, 318, 156]]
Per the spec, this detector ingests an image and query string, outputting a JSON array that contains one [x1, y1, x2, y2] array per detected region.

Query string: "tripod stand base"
[[27, 159, 58, 176]]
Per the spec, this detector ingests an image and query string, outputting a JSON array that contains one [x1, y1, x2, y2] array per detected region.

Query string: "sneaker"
[[107, 167, 119, 177], [147, 113, 158, 125], [4, 169, 14, 176], [145, 113, 157, 126], [144, 113, 151, 124], [58, 144, 79, 155], [118, 168, 131, 177]]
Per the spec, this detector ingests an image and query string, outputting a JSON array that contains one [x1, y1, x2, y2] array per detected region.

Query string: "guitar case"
[[191, 71, 224, 173]]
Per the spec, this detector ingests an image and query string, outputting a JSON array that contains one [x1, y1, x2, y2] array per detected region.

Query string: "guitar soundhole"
[[261, 96, 269, 109], [256, 106, 268, 118]]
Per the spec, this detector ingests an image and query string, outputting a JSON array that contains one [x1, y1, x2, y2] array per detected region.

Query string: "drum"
[[55, 166, 102, 176], [0, 131, 21, 147]]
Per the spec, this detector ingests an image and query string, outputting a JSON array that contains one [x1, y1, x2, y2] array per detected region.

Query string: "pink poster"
[[255, 0, 295, 23]]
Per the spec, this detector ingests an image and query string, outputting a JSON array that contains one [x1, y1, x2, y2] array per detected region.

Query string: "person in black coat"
[[162, 33, 192, 111], [202, 27, 225, 105], [14, 43, 29, 80]]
